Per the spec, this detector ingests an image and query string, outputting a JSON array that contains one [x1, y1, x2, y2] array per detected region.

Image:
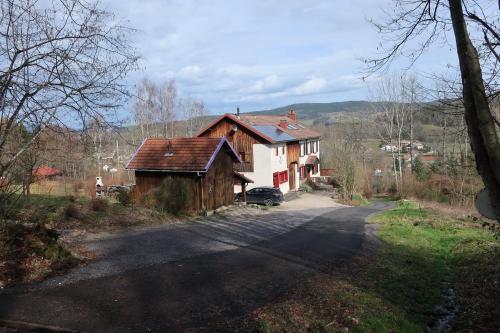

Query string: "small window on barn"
[[165, 141, 175, 156], [300, 142, 305, 156], [275, 146, 279, 156], [240, 151, 246, 162], [281, 146, 285, 154]]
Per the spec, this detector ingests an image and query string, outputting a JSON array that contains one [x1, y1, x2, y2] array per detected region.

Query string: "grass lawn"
[[238, 201, 499, 332]]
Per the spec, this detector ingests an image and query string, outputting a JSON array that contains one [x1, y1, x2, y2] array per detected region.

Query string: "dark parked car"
[[235, 186, 284, 206]]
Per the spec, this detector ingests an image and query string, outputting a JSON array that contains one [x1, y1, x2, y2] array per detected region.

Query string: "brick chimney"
[[288, 109, 297, 122], [279, 118, 287, 129]]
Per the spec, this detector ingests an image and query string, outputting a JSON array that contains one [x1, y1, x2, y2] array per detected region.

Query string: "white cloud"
[[290, 77, 328, 95], [246, 74, 283, 94], [102, 0, 459, 115]]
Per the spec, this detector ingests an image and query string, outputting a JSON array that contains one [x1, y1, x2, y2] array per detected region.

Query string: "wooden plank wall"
[[133, 150, 236, 213], [203, 150, 235, 210], [133, 171, 202, 212], [199, 118, 263, 172], [287, 142, 300, 166]]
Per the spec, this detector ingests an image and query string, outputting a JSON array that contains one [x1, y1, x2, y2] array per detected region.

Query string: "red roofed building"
[[32, 166, 63, 179], [126, 137, 246, 213], [197, 110, 321, 193]]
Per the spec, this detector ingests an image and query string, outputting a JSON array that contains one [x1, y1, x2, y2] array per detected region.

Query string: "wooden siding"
[[199, 118, 264, 172], [133, 149, 235, 213], [202, 148, 234, 210], [287, 142, 300, 166]]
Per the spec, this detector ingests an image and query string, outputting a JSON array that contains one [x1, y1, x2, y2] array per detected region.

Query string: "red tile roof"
[[126, 137, 241, 172], [33, 166, 63, 177], [305, 155, 320, 165], [197, 113, 321, 143]]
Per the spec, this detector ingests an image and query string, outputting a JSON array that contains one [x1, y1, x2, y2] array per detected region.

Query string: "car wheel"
[[264, 199, 273, 206]]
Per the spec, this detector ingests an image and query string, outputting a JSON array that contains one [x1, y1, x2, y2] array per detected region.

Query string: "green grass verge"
[[248, 201, 499, 333], [362, 201, 499, 332]]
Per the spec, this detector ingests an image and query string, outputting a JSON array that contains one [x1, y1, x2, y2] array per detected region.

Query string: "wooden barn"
[[126, 137, 247, 213]]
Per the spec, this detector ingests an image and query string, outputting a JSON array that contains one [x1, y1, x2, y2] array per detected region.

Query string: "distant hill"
[[247, 101, 371, 117]]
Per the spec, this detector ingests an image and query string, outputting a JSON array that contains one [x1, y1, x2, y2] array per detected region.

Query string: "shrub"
[[117, 189, 132, 206], [90, 198, 108, 212], [305, 178, 320, 190], [388, 182, 398, 195], [154, 177, 193, 215], [63, 203, 79, 220]]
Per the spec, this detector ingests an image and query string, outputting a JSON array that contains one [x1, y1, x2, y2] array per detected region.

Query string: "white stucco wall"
[[298, 139, 321, 179], [236, 143, 291, 194]]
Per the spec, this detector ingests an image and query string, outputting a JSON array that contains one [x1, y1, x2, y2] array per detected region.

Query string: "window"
[[240, 151, 246, 162], [279, 170, 288, 184], [281, 146, 285, 154], [273, 172, 279, 188], [300, 142, 305, 156], [287, 124, 297, 129], [275, 146, 279, 156], [305, 141, 309, 155]]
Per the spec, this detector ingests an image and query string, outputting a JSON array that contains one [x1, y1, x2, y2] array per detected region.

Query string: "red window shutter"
[[285, 170, 288, 182], [273, 172, 279, 188]]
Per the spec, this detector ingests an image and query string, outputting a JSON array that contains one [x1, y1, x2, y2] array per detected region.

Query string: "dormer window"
[[165, 141, 175, 157]]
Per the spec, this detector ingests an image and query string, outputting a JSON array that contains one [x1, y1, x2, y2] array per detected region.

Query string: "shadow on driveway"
[[0, 202, 392, 332]]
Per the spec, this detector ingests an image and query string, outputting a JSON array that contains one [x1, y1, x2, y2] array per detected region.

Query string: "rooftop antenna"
[[236, 106, 240, 118]]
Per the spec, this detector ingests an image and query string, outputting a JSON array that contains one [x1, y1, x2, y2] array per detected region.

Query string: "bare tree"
[[367, 0, 500, 221], [159, 79, 177, 138], [371, 74, 412, 193], [133, 79, 160, 140], [0, 0, 138, 197], [182, 98, 207, 136]]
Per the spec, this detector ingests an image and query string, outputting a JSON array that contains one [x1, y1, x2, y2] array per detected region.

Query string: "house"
[[32, 165, 63, 180], [197, 110, 321, 194], [126, 137, 248, 213], [380, 144, 399, 152]]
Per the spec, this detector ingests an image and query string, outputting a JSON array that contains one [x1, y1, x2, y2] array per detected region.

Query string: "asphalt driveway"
[[0, 195, 392, 332]]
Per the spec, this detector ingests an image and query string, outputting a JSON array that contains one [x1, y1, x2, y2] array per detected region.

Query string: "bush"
[[363, 187, 373, 199], [90, 198, 109, 212], [388, 182, 398, 195], [117, 189, 132, 206], [305, 178, 320, 190], [63, 203, 79, 220], [154, 177, 193, 215]]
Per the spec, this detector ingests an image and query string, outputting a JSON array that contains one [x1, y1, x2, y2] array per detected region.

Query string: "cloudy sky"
[[102, 0, 458, 116]]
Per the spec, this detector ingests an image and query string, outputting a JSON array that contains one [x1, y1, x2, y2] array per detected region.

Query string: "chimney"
[[288, 109, 297, 122], [236, 107, 240, 118], [279, 118, 287, 129]]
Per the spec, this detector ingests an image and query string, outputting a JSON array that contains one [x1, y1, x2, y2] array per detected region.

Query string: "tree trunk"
[[449, 0, 500, 221]]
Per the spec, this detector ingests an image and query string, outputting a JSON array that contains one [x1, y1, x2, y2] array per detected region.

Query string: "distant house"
[[380, 144, 399, 152], [126, 137, 246, 213], [32, 166, 63, 180], [197, 110, 321, 194]]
